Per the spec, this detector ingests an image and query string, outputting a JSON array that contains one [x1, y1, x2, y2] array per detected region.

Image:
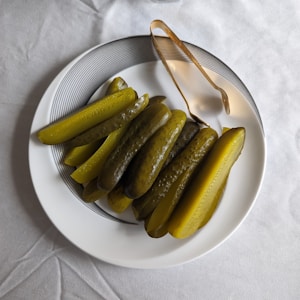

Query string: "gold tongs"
[[150, 20, 230, 127]]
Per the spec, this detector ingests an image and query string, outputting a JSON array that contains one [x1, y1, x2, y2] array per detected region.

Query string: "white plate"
[[29, 36, 266, 269]]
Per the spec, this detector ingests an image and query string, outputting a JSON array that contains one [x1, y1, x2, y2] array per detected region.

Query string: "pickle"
[[64, 78, 130, 165], [98, 102, 171, 191], [82, 178, 107, 202], [144, 215, 168, 238], [145, 170, 189, 237], [107, 184, 133, 213], [106, 77, 128, 95], [168, 127, 246, 239], [70, 94, 149, 146], [37, 88, 136, 144], [146, 173, 227, 236], [149, 95, 166, 105], [125, 109, 187, 199], [163, 119, 200, 167], [132, 127, 218, 220], [63, 139, 103, 166], [65, 78, 130, 166], [70, 125, 129, 184], [144, 171, 186, 238], [198, 175, 228, 228]]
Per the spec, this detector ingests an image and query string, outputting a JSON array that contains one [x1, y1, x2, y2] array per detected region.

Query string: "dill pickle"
[[70, 125, 129, 184], [107, 184, 133, 213], [82, 178, 108, 202], [132, 127, 218, 220], [145, 174, 227, 238], [98, 102, 172, 191], [198, 175, 228, 229], [65, 77, 129, 165], [125, 109, 187, 199], [37, 88, 136, 145], [163, 119, 200, 167], [70, 94, 149, 146], [145, 170, 189, 237], [149, 95, 166, 105], [63, 139, 103, 167], [144, 215, 168, 238], [106, 77, 128, 95], [168, 127, 246, 239]]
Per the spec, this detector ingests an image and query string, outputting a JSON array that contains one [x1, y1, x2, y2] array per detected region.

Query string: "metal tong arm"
[[150, 20, 230, 126]]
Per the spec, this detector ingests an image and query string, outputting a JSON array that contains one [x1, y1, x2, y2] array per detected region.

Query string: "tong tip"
[[221, 91, 230, 115]]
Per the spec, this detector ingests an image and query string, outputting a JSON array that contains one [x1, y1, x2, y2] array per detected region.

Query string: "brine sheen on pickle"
[[37, 76, 245, 240]]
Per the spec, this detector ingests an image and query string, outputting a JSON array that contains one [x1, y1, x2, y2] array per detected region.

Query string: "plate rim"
[[28, 35, 267, 269]]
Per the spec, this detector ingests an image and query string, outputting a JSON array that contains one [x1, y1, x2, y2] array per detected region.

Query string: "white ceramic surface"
[[29, 37, 266, 269]]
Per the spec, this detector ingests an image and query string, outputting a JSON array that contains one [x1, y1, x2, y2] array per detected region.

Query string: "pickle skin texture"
[[163, 119, 200, 168], [37, 88, 136, 145], [107, 185, 133, 213], [148, 95, 166, 105], [82, 178, 108, 202], [125, 109, 187, 199], [132, 127, 218, 221], [198, 175, 228, 229], [70, 125, 128, 184], [106, 77, 128, 95], [63, 139, 103, 167], [145, 171, 187, 237], [168, 127, 246, 239], [70, 94, 149, 146], [144, 216, 168, 238], [98, 103, 172, 191]]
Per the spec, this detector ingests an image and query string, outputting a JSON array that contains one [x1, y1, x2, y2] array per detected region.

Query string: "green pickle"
[[63, 78, 129, 165], [63, 139, 103, 167], [98, 102, 172, 191], [70, 125, 129, 184], [148, 95, 166, 105], [197, 176, 228, 229], [37, 88, 137, 144], [82, 178, 107, 202], [107, 184, 133, 213], [70, 94, 149, 146], [105, 77, 128, 95], [144, 215, 169, 238], [144, 171, 187, 237], [37, 75, 246, 241], [125, 109, 187, 199], [163, 119, 200, 167], [168, 127, 246, 239], [132, 127, 218, 220]]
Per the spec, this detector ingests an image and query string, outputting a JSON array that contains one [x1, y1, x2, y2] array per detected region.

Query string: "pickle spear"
[[125, 109, 187, 199], [63, 139, 103, 167], [106, 77, 128, 95], [163, 119, 200, 168], [82, 178, 108, 202], [132, 127, 218, 220], [148, 95, 166, 105], [98, 102, 171, 191], [144, 172, 186, 238], [144, 215, 169, 238], [168, 127, 246, 239], [70, 94, 149, 146], [70, 125, 129, 184], [37, 88, 136, 144], [145, 173, 228, 237], [107, 184, 133, 213], [198, 175, 228, 229], [63, 77, 130, 164]]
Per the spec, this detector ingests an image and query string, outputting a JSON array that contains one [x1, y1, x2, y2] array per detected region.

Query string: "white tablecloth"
[[1, 0, 300, 299]]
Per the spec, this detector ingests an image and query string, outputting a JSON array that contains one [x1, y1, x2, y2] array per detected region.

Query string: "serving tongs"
[[150, 20, 230, 127]]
